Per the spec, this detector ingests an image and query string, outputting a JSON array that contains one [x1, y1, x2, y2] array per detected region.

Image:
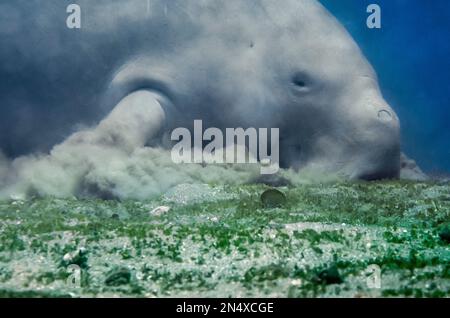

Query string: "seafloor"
[[0, 182, 449, 298]]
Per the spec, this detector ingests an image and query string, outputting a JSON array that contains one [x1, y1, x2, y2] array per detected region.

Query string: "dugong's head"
[[263, 0, 401, 180], [164, 0, 400, 180]]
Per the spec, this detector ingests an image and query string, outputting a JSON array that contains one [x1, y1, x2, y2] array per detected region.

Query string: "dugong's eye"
[[291, 72, 309, 91]]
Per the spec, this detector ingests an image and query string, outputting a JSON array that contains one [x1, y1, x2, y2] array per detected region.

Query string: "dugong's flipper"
[[66, 90, 167, 151], [0, 91, 167, 199]]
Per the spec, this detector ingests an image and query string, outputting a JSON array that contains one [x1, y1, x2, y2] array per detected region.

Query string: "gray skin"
[[0, 0, 401, 180]]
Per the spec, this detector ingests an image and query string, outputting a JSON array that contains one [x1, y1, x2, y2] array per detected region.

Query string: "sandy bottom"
[[0, 181, 448, 298]]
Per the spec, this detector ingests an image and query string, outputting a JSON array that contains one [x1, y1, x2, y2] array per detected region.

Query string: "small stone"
[[317, 265, 343, 285], [261, 189, 286, 208], [63, 253, 72, 262], [62, 248, 89, 268], [150, 206, 171, 216], [439, 227, 450, 243]]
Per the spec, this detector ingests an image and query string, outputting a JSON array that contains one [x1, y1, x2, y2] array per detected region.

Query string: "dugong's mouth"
[[351, 162, 400, 181], [277, 137, 401, 181], [349, 148, 401, 181]]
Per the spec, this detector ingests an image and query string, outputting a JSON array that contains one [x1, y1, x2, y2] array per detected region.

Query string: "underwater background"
[[0, 1, 449, 299], [321, 0, 450, 174]]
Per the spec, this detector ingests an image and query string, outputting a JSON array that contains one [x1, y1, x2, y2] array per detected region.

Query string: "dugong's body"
[[0, 0, 400, 181]]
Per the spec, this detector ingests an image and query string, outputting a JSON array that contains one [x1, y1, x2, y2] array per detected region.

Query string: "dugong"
[[0, 0, 401, 184]]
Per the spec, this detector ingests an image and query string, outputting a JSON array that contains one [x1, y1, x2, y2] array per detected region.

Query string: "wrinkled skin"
[[0, 0, 400, 179]]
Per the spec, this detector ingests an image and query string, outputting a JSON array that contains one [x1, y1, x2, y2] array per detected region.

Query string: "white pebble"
[[291, 279, 303, 287], [150, 206, 171, 216], [63, 253, 72, 262]]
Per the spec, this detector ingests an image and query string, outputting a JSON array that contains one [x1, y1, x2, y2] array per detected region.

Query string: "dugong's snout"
[[279, 96, 401, 181], [349, 103, 401, 181]]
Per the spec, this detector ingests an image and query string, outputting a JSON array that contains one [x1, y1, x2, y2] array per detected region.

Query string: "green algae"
[[0, 181, 448, 297]]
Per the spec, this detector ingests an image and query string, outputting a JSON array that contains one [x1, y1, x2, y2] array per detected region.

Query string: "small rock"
[[290, 279, 303, 287], [261, 189, 286, 208], [317, 265, 343, 285], [62, 248, 88, 268], [150, 206, 171, 216], [63, 253, 72, 262], [439, 227, 450, 243]]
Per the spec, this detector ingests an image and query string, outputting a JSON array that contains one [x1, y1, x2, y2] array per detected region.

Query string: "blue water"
[[321, 0, 450, 173]]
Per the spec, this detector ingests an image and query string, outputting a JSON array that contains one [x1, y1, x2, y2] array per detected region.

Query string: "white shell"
[[150, 206, 171, 216]]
